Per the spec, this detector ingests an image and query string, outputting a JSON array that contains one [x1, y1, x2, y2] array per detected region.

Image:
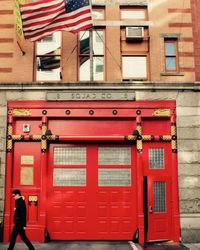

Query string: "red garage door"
[[47, 143, 137, 240]]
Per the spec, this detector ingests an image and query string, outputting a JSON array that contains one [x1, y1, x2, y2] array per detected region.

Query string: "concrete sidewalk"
[[0, 241, 199, 250]]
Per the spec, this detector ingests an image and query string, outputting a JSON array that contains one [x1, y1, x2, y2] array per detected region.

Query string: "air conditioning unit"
[[126, 27, 144, 41]]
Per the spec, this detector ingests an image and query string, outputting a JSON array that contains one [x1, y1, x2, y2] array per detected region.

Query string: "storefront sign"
[[47, 90, 135, 101]]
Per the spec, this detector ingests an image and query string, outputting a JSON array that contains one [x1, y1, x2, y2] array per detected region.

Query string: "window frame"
[[164, 38, 179, 72], [120, 7, 147, 20], [78, 29, 105, 81], [122, 55, 148, 80], [34, 32, 62, 82]]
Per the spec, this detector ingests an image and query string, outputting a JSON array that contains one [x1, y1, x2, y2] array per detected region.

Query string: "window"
[[79, 30, 104, 81], [122, 56, 147, 79], [121, 10, 146, 20], [35, 32, 61, 81], [164, 39, 178, 71], [149, 148, 164, 169], [154, 182, 166, 212], [92, 8, 104, 20]]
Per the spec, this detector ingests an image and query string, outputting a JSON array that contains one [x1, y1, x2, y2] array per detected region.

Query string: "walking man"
[[7, 189, 35, 250]]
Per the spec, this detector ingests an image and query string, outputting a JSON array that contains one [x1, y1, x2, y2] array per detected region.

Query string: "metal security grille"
[[98, 168, 131, 186], [154, 181, 166, 212], [54, 147, 86, 165], [149, 148, 164, 169], [53, 168, 86, 186], [98, 147, 131, 165]]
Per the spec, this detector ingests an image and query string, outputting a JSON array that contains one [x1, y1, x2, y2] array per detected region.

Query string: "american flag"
[[20, 0, 93, 42]]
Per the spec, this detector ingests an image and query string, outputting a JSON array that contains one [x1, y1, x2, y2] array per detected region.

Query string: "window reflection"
[[79, 30, 104, 81], [36, 32, 61, 81]]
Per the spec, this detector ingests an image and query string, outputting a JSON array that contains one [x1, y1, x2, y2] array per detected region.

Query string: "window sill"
[[160, 72, 184, 76]]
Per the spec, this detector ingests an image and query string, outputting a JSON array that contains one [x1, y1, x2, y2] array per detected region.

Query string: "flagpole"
[[17, 41, 26, 56], [89, 28, 94, 82]]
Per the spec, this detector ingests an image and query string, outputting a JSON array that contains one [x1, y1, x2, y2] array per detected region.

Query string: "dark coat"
[[14, 197, 26, 227]]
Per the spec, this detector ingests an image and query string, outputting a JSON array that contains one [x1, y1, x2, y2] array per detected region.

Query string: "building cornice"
[[0, 82, 199, 91]]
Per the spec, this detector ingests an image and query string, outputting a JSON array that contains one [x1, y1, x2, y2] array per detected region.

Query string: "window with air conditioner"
[[126, 27, 144, 40]]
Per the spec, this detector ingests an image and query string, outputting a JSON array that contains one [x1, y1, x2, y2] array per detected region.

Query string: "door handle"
[[149, 206, 153, 213]]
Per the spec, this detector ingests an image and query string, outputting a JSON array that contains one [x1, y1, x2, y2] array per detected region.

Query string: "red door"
[[147, 176, 172, 241], [47, 143, 137, 240]]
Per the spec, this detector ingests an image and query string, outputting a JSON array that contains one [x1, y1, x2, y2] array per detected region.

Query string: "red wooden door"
[[47, 143, 137, 240], [147, 176, 172, 241]]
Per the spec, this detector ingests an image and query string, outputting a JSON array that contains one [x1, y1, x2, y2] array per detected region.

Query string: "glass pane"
[[36, 32, 61, 81], [93, 31, 104, 55], [53, 168, 86, 186], [36, 57, 61, 81], [54, 147, 86, 165], [94, 57, 104, 80], [36, 32, 61, 55], [98, 168, 131, 186], [166, 57, 176, 70], [92, 10, 104, 19], [154, 182, 166, 212], [121, 10, 145, 19], [98, 147, 131, 165], [122, 56, 147, 78], [165, 42, 175, 56], [80, 56, 90, 81], [149, 148, 164, 169], [80, 31, 90, 54]]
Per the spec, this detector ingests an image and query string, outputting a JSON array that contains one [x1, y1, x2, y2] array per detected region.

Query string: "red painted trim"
[[3, 152, 13, 242], [58, 135, 125, 141], [8, 100, 176, 109], [168, 8, 191, 13]]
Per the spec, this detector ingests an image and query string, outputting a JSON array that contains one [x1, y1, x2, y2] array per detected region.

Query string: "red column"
[[136, 116, 144, 243], [171, 115, 180, 241]]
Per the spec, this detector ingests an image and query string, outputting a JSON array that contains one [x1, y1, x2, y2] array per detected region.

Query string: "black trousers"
[[8, 224, 35, 250]]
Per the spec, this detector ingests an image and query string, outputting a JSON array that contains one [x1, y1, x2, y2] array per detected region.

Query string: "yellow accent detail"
[[42, 126, 47, 135], [8, 124, 12, 135], [137, 125, 142, 134], [142, 135, 151, 141], [13, 109, 31, 116], [41, 140, 47, 150], [153, 109, 170, 117], [32, 135, 41, 140], [162, 136, 171, 141], [12, 135, 22, 140], [28, 196, 38, 202], [7, 140, 12, 150], [171, 125, 176, 135], [137, 140, 142, 150], [126, 135, 136, 141]]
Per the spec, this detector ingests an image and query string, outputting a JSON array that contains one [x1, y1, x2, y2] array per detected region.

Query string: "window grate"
[[54, 147, 86, 165], [98, 147, 131, 165], [149, 148, 164, 169], [154, 181, 166, 212]]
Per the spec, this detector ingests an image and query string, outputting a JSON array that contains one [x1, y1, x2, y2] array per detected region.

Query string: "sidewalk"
[[0, 241, 200, 250]]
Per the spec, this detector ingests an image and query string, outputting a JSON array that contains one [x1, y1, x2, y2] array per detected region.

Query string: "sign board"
[[47, 90, 135, 101], [14, 0, 25, 53]]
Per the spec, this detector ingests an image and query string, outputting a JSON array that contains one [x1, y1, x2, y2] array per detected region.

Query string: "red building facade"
[[0, 0, 200, 244]]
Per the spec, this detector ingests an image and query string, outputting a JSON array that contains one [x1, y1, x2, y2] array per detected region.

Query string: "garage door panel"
[[47, 144, 137, 240]]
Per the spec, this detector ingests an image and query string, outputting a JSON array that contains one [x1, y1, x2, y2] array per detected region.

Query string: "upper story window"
[[35, 32, 61, 81], [164, 39, 178, 72], [79, 30, 104, 81], [92, 8, 105, 20], [121, 8, 147, 20], [122, 56, 147, 80]]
